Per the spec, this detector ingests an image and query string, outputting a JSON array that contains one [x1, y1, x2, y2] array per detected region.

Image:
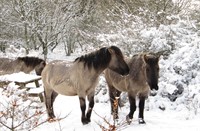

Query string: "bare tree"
[[0, 0, 195, 58]]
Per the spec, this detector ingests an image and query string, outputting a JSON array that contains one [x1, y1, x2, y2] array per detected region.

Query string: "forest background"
[[1, 0, 199, 59], [0, 0, 200, 130]]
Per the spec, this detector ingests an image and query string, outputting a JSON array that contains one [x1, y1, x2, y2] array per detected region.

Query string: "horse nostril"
[[122, 69, 129, 76], [127, 69, 130, 74], [125, 67, 130, 75], [125, 71, 129, 76], [155, 85, 159, 90], [150, 84, 159, 91]]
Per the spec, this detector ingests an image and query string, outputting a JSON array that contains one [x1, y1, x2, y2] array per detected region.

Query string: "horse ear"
[[40, 61, 46, 66], [108, 48, 115, 54], [156, 55, 160, 62], [144, 54, 149, 63]]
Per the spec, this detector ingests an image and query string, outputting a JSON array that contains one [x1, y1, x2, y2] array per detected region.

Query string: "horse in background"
[[41, 46, 129, 125], [105, 53, 159, 124], [0, 56, 46, 76]]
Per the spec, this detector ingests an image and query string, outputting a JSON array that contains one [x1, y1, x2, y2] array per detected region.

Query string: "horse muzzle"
[[121, 67, 130, 76], [150, 84, 159, 91]]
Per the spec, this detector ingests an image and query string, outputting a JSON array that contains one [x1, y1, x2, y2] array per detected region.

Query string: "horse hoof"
[[126, 115, 132, 125], [82, 119, 90, 125], [47, 117, 57, 123], [82, 121, 90, 125], [138, 118, 146, 124]]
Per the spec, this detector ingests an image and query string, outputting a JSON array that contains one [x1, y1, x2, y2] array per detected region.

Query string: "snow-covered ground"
[[1, 20, 200, 130], [0, 68, 200, 131], [35, 94, 200, 131]]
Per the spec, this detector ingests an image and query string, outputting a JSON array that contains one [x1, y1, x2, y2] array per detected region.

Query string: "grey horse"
[[41, 46, 130, 124], [105, 53, 159, 124]]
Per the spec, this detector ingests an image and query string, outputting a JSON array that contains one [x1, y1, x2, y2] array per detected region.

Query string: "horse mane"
[[128, 53, 145, 78], [129, 53, 159, 78], [17, 56, 45, 67], [75, 46, 124, 71], [75, 47, 111, 71]]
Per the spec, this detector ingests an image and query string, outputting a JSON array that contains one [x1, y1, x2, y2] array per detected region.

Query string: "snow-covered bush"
[[153, 19, 200, 115], [95, 18, 200, 117], [0, 83, 46, 130]]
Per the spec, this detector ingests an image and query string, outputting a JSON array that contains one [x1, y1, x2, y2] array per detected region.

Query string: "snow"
[[1, 19, 200, 130], [34, 95, 200, 131], [0, 72, 41, 83], [28, 87, 44, 94], [0, 57, 200, 131]]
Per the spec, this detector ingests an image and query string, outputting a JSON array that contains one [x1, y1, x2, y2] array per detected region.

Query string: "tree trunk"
[[37, 33, 48, 60]]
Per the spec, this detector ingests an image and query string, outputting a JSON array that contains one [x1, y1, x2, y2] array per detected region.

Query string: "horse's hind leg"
[[50, 91, 58, 116], [44, 87, 57, 119], [138, 95, 146, 124], [126, 94, 136, 124], [108, 85, 121, 119]]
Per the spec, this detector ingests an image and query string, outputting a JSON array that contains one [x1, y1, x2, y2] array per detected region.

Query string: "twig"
[[94, 110, 116, 131], [29, 112, 71, 131]]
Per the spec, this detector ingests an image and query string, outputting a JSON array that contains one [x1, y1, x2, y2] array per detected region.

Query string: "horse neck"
[[129, 55, 147, 82], [78, 60, 107, 77], [71, 61, 101, 84], [16, 59, 34, 74]]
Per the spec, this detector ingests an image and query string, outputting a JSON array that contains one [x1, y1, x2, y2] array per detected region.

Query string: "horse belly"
[[52, 82, 77, 96]]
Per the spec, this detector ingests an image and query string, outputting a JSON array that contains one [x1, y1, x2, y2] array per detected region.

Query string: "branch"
[[28, 112, 71, 131], [14, 110, 46, 129], [0, 121, 12, 130]]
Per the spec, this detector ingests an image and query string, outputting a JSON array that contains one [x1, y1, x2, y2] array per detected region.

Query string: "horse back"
[[42, 60, 72, 83], [42, 60, 99, 97], [0, 58, 23, 75]]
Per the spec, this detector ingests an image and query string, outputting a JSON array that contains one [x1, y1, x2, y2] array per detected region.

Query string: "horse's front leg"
[[79, 97, 89, 125], [126, 94, 136, 124], [108, 85, 121, 119], [86, 93, 95, 123], [138, 96, 146, 124]]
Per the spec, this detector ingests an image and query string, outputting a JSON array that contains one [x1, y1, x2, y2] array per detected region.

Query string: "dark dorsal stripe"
[[17, 56, 44, 67], [75, 47, 111, 71]]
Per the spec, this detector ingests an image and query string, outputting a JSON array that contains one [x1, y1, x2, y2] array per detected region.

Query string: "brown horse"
[[105, 53, 159, 124], [41, 46, 129, 125], [0, 56, 46, 76]]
